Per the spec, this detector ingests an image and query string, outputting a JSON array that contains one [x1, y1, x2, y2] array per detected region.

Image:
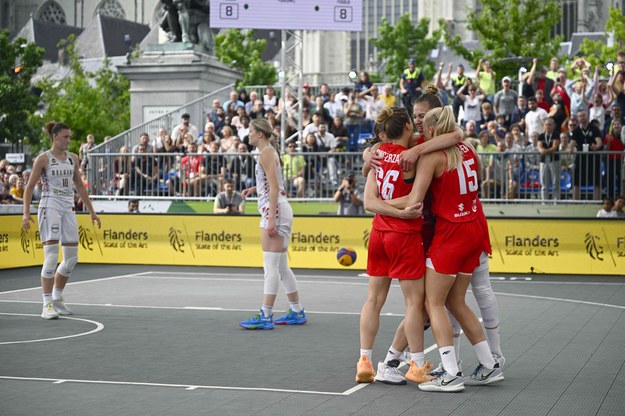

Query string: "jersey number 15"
[[457, 159, 478, 195]]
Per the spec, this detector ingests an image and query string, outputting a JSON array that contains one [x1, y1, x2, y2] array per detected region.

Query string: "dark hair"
[[527, 96, 537, 103], [181, 113, 190, 119], [413, 84, 443, 110], [376, 107, 410, 141], [45, 121, 70, 137]]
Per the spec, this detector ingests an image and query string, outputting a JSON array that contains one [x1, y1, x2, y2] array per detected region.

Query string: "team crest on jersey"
[[50, 158, 57, 165]]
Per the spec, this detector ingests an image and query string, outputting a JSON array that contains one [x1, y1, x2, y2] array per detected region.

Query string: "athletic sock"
[[289, 301, 302, 313], [384, 346, 402, 364], [261, 304, 273, 318], [439, 346, 459, 376], [473, 340, 496, 368], [410, 352, 425, 367], [486, 326, 503, 357], [52, 287, 63, 301], [42, 293, 52, 305], [360, 348, 372, 361]]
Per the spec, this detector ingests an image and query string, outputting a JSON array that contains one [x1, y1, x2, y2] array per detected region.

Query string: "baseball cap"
[[457, 63, 464, 68], [502, 76, 511, 83], [303, 83, 310, 88], [409, 58, 416, 64]]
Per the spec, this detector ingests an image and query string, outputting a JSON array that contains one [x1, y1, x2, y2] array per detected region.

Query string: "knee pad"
[[279, 252, 299, 294], [472, 284, 495, 310], [263, 252, 281, 295], [56, 246, 79, 278], [41, 244, 59, 279], [472, 284, 500, 328]]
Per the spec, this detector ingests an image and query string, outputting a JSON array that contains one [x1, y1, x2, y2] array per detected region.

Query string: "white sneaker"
[[52, 297, 73, 315], [418, 371, 465, 392], [374, 360, 407, 385], [464, 362, 504, 386], [41, 302, 59, 320]]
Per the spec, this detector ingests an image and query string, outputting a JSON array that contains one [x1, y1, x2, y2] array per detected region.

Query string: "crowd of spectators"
[[4, 51, 625, 209]]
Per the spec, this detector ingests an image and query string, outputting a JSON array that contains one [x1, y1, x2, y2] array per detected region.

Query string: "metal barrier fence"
[[87, 150, 624, 203]]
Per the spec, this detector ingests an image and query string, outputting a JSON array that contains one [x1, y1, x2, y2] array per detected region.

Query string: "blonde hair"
[[250, 118, 282, 163], [424, 106, 462, 171]]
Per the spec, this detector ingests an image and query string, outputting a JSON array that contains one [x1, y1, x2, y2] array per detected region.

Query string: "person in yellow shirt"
[[281, 142, 307, 198], [476, 58, 496, 103], [380, 84, 396, 108]]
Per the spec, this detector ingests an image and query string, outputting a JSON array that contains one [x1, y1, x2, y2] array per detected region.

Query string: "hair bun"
[[376, 107, 393, 123], [425, 84, 439, 96]]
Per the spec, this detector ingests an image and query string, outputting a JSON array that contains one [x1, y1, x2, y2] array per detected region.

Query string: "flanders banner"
[[0, 215, 623, 276]]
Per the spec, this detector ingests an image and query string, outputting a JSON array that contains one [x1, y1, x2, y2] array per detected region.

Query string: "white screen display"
[[209, 0, 362, 31]]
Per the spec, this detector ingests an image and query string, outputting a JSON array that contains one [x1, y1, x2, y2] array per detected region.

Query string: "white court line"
[[492, 291, 625, 310], [134, 271, 625, 286], [0, 375, 346, 396], [0, 271, 152, 295], [0, 299, 406, 317], [0, 313, 104, 345]]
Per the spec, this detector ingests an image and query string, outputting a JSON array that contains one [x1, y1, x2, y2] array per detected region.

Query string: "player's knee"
[[41, 244, 59, 279], [56, 246, 78, 277], [472, 284, 495, 310]]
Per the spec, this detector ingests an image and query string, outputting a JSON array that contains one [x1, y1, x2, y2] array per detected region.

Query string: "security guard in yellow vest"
[[451, 63, 467, 120], [400, 58, 424, 110]]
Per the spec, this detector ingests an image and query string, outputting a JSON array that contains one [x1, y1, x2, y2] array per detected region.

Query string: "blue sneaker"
[[274, 308, 307, 325], [239, 310, 274, 330]]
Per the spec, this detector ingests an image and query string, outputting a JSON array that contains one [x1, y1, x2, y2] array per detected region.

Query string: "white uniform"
[[38, 151, 78, 243], [256, 153, 293, 238]]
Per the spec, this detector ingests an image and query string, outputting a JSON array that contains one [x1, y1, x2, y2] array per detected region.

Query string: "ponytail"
[[45, 121, 70, 137]]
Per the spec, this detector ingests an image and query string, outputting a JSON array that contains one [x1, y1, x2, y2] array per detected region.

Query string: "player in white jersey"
[[238, 118, 307, 330], [22, 122, 101, 320]]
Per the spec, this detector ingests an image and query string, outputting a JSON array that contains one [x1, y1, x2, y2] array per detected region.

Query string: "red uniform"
[[427, 143, 488, 274], [367, 143, 425, 279]]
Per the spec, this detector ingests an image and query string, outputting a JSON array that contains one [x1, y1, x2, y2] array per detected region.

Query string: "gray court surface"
[[1, 264, 624, 416]]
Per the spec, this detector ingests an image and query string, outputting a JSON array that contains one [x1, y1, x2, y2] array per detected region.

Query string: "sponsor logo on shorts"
[[51, 224, 60, 234], [363, 229, 370, 249]]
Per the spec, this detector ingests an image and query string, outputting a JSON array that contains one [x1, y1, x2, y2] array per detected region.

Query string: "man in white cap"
[[494, 76, 518, 129]]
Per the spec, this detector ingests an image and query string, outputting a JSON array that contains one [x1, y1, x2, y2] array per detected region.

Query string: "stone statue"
[[160, 0, 212, 51]]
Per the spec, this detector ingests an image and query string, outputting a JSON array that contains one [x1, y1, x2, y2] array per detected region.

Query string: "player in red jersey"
[[363, 87, 505, 386], [401, 106, 502, 392], [354, 107, 428, 384]]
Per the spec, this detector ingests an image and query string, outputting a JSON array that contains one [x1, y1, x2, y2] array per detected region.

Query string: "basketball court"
[[1, 264, 624, 415]]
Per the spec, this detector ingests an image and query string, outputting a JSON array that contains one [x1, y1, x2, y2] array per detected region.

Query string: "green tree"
[[0, 30, 44, 148], [443, 0, 562, 78], [579, 6, 625, 77], [38, 36, 130, 153], [371, 14, 443, 84], [214, 29, 277, 87]]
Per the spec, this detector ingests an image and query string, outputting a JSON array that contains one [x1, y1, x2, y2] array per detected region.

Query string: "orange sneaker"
[[405, 360, 434, 383], [355, 355, 375, 383]]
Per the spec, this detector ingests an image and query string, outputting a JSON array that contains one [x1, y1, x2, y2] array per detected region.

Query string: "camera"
[[556, 77, 562, 83], [346, 174, 355, 185]]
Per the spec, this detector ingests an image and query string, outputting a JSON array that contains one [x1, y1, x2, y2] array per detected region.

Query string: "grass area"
[[170, 201, 341, 215]]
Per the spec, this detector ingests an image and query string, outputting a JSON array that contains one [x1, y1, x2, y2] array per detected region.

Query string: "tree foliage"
[[214, 29, 277, 87], [579, 6, 625, 77], [443, 0, 562, 78], [0, 30, 44, 147], [38, 36, 130, 153], [371, 14, 443, 84]]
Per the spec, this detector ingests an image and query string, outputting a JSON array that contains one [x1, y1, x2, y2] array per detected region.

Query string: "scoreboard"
[[209, 0, 363, 31]]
